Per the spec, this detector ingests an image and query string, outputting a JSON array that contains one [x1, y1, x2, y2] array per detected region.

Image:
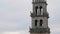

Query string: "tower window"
[[40, 20, 43, 26], [40, 6, 42, 11], [35, 6, 38, 15], [40, 6, 43, 15], [40, 6, 42, 14], [35, 20, 38, 26]]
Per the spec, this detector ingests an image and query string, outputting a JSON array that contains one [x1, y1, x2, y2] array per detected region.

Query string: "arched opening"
[[40, 6, 42, 11], [35, 20, 38, 26], [40, 20, 43, 26], [40, 6, 43, 15], [35, 6, 38, 15]]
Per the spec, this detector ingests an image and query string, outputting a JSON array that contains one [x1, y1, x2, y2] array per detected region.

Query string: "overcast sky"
[[0, 0, 60, 34]]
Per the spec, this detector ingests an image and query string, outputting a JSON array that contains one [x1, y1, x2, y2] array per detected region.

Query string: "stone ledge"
[[29, 28, 50, 33]]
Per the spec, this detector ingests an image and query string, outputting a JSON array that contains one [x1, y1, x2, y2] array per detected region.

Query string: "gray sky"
[[0, 0, 60, 34]]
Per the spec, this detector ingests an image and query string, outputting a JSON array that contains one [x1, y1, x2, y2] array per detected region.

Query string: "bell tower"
[[29, 0, 50, 34]]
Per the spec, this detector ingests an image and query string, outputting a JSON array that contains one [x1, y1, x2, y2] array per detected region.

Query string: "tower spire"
[[30, 0, 50, 34]]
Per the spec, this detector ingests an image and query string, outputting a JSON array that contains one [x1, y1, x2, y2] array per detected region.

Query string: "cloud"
[[47, 0, 60, 34], [0, 0, 32, 32], [0, 30, 30, 34]]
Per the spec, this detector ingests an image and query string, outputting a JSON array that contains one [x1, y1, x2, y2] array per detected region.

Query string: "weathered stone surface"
[[29, 0, 50, 34], [30, 28, 50, 33]]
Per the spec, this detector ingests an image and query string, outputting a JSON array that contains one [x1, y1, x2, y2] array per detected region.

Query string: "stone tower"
[[29, 0, 50, 34]]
